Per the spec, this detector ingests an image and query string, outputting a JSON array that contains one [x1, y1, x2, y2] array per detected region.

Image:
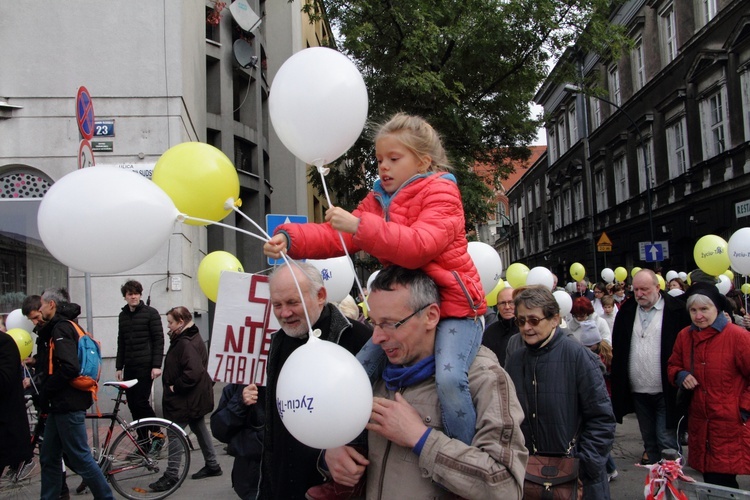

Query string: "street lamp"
[[563, 84, 656, 249]]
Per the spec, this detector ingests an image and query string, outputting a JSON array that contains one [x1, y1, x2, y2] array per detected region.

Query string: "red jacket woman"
[[667, 284, 750, 488]]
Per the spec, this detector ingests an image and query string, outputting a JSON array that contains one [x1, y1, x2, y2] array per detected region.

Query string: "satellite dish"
[[233, 39, 258, 68], [229, 0, 261, 32]]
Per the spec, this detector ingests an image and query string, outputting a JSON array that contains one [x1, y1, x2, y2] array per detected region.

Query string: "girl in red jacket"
[[264, 113, 486, 445]]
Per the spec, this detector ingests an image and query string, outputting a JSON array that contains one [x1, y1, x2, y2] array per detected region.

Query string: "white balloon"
[[553, 290, 573, 317], [38, 167, 178, 274], [601, 268, 615, 284], [308, 256, 356, 303], [678, 272, 688, 281], [269, 47, 368, 166], [467, 241, 502, 296], [668, 288, 685, 297], [276, 335, 373, 449], [526, 266, 554, 290], [665, 270, 679, 282], [366, 270, 380, 292], [716, 274, 732, 295], [565, 282, 577, 293], [6, 309, 34, 333], [728, 228, 750, 276]]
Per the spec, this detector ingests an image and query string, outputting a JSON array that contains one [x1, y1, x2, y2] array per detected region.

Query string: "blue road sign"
[[644, 243, 664, 262], [266, 214, 308, 265]]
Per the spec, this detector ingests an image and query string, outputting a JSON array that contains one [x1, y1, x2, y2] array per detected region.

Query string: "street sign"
[[94, 119, 115, 137], [266, 214, 308, 265], [76, 86, 95, 140], [78, 139, 95, 169], [91, 140, 113, 152], [639, 241, 670, 261], [736, 199, 750, 219], [597, 232, 612, 252]]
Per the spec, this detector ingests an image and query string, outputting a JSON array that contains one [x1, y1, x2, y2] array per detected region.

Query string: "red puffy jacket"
[[277, 172, 486, 319], [668, 321, 750, 474]]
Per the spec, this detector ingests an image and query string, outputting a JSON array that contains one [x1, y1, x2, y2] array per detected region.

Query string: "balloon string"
[[23, 364, 39, 395], [316, 166, 369, 311], [231, 206, 273, 241], [181, 213, 316, 339]]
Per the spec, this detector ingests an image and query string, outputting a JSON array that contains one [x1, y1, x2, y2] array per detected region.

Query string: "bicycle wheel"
[[0, 459, 40, 500], [107, 421, 190, 500]]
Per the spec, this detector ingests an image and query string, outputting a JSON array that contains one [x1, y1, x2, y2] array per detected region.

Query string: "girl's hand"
[[682, 374, 699, 390], [325, 207, 359, 234], [264, 234, 288, 258]]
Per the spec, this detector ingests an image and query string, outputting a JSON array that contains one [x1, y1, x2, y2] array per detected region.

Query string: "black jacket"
[[258, 304, 371, 500], [38, 303, 93, 413], [610, 292, 691, 428], [117, 301, 164, 375], [482, 317, 518, 368], [0, 331, 33, 468], [161, 324, 213, 422], [211, 384, 265, 500], [506, 328, 615, 499]]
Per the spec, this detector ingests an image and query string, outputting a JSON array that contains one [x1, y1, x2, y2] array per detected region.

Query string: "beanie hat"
[[686, 282, 726, 312], [579, 319, 602, 346], [689, 268, 719, 285]]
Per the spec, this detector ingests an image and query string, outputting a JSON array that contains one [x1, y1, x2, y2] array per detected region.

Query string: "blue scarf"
[[382, 355, 436, 391]]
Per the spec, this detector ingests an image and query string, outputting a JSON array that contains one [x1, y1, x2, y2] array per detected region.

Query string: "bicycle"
[[1, 379, 193, 500]]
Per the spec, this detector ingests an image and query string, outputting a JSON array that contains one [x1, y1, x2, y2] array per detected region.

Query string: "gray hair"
[[686, 293, 716, 310], [634, 268, 659, 287], [41, 287, 70, 305], [270, 261, 325, 302], [370, 266, 440, 311], [513, 286, 560, 318]]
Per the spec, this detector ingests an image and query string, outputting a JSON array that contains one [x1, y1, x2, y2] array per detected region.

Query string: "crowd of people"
[[2, 111, 750, 499]]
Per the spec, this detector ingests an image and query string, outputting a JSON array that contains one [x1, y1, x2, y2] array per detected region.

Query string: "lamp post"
[[563, 84, 656, 251]]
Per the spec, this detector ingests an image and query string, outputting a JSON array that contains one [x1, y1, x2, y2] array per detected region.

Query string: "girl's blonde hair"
[[598, 340, 613, 366], [374, 113, 451, 172]]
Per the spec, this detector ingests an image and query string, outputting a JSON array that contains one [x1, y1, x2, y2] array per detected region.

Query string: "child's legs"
[[435, 317, 483, 445], [356, 338, 387, 384]]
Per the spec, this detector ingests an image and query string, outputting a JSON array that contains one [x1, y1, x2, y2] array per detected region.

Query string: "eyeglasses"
[[498, 300, 514, 307], [368, 304, 430, 332], [515, 315, 548, 327]]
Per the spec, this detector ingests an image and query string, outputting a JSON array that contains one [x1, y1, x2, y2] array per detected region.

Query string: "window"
[[548, 127, 558, 163], [613, 156, 629, 204], [553, 197, 562, 230], [595, 169, 607, 212], [637, 137, 653, 193], [568, 105, 578, 145], [700, 89, 728, 159], [537, 230, 543, 253], [590, 98, 601, 130], [608, 66, 621, 106], [741, 69, 750, 142], [563, 188, 572, 225], [534, 180, 541, 208], [573, 181, 584, 220], [526, 188, 533, 215], [558, 119, 568, 155], [699, 0, 717, 26], [666, 118, 689, 178], [633, 38, 645, 91], [659, 3, 677, 65]]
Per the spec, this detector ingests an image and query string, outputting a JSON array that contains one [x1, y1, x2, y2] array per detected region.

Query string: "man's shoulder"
[[338, 320, 371, 353], [469, 346, 508, 380]]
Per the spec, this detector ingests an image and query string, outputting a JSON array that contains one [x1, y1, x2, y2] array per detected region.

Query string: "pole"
[[564, 84, 655, 247]]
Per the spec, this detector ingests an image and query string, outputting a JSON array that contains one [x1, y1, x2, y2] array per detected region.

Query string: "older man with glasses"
[[482, 286, 518, 367]]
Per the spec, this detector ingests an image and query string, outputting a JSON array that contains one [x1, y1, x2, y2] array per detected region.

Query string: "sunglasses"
[[515, 315, 549, 327]]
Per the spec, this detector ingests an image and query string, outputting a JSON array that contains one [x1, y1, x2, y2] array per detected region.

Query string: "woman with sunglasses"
[[505, 286, 616, 499]]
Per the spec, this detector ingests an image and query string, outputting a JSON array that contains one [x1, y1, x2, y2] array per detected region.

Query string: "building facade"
[[509, 0, 750, 285], [0, 0, 332, 375]]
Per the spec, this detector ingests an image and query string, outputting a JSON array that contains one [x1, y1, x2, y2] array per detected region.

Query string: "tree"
[[302, 0, 628, 231]]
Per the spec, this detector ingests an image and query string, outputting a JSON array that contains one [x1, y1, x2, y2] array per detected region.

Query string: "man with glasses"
[[318, 266, 528, 499], [505, 286, 615, 499], [259, 262, 371, 500], [482, 286, 518, 367]]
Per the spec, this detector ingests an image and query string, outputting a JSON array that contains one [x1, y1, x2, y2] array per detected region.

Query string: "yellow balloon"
[[485, 279, 506, 307], [507, 263, 529, 289], [569, 262, 586, 282], [198, 251, 244, 302], [724, 270, 735, 281], [657, 274, 666, 290], [742, 283, 750, 295], [614, 266, 628, 283], [7, 328, 33, 360], [693, 234, 730, 277], [153, 142, 240, 226], [631, 266, 642, 278]]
